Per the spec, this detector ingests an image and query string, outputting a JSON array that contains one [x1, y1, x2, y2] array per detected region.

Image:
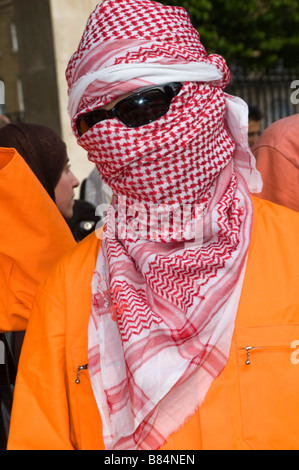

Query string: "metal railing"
[[226, 65, 299, 131]]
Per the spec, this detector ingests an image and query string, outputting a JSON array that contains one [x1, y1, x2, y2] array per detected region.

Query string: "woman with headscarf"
[[8, 0, 299, 450], [0, 123, 80, 219], [0, 125, 77, 448], [0, 123, 78, 332]]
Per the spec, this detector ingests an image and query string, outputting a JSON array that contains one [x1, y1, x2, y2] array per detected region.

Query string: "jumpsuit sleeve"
[[0, 257, 36, 332]]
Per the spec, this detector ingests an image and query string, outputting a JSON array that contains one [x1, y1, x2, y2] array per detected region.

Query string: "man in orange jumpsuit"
[[8, 0, 299, 450], [253, 113, 299, 212]]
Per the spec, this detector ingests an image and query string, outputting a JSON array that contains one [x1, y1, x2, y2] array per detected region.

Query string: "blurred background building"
[[0, 0, 98, 191]]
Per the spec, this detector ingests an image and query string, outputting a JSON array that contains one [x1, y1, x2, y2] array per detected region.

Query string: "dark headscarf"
[[0, 123, 68, 202]]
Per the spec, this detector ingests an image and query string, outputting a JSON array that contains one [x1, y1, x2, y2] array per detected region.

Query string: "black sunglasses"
[[76, 82, 183, 136]]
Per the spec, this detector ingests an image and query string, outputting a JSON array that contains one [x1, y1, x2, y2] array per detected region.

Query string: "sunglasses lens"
[[77, 118, 90, 136], [77, 110, 109, 137], [76, 83, 182, 135], [116, 89, 169, 127]]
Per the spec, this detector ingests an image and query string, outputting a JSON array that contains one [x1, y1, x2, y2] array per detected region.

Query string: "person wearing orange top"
[[0, 123, 80, 220], [0, 147, 76, 332], [7, 196, 299, 450], [0, 123, 79, 332], [0, 146, 76, 449], [7, 0, 299, 450], [252, 113, 299, 212]]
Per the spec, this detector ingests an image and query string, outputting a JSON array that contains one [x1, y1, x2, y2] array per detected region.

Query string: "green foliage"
[[161, 0, 299, 70]]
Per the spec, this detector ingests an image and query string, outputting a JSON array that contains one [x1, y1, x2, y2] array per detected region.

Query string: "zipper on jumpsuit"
[[75, 364, 88, 384], [244, 345, 292, 365], [244, 347, 254, 365]]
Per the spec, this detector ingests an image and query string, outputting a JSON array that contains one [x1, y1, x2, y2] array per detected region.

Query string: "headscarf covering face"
[[66, 0, 262, 450], [0, 123, 68, 202], [67, 0, 233, 209]]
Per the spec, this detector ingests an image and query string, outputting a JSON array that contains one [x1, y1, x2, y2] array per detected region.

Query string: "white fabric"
[[68, 61, 222, 118], [66, 0, 263, 450]]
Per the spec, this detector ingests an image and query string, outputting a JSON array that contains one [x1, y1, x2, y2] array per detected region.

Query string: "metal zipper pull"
[[244, 347, 253, 365], [75, 364, 88, 384]]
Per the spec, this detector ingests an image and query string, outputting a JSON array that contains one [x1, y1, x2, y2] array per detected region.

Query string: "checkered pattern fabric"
[[66, 0, 262, 450]]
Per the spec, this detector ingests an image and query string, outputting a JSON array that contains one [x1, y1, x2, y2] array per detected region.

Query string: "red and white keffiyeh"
[[66, 0, 262, 450]]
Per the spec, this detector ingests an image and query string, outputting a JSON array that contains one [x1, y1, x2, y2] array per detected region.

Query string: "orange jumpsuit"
[[7, 196, 299, 450], [0, 147, 76, 332]]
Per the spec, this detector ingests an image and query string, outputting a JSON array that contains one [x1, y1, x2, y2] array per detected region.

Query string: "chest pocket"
[[236, 325, 299, 450]]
